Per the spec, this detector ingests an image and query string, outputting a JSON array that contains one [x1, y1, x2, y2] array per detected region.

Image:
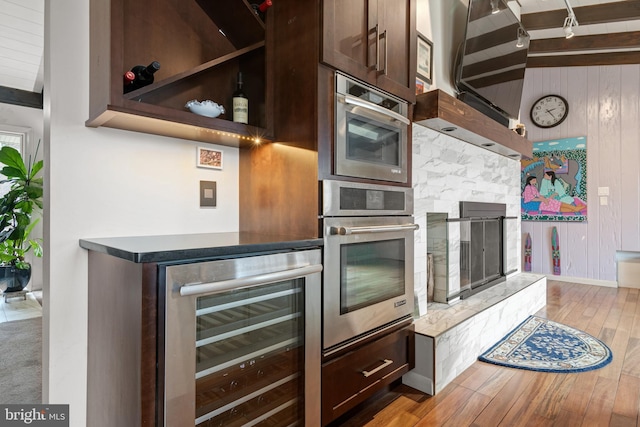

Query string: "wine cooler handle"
[[180, 264, 323, 297], [362, 359, 393, 378], [330, 223, 419, 236], [341, 94, 411, 125]]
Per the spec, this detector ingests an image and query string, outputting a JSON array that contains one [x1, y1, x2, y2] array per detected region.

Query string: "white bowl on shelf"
[[185, 100, 225, 118]]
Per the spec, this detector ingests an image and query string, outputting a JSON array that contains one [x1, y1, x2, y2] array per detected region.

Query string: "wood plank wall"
[[519, 65, 640, 282]]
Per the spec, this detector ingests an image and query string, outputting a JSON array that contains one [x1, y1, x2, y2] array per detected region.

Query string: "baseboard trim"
[[545, 274, 617, 288]]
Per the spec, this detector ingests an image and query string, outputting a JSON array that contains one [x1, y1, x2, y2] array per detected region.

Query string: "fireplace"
[[427, 202, 518, 303], [457, 202, 513, 299]]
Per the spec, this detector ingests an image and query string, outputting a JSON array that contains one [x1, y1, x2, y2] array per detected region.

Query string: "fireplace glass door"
[[458, 218, 504, 294]]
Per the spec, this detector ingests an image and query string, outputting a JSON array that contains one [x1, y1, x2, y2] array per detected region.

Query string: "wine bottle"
[[123, 71, 135, 92], [232, 72, 249, 124], [123, 61, 161, 94], [251, 0, 272, 22]]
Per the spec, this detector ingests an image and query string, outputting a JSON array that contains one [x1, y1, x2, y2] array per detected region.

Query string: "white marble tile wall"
[[426, 213, 448, 303], [433, 276, 546, 393], [412, 124, 523, 304]]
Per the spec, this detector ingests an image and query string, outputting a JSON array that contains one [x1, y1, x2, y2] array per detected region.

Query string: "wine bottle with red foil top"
[[123, 71, 135, 92], [123, 61, 161, 94], [251, 0, 272, 22]]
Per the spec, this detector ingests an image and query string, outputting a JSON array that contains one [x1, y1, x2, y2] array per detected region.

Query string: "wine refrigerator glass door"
[[162, 250, 322, 427]]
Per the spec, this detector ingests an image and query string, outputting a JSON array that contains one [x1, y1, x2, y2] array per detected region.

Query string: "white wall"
[[45, 1, 239, 424], [0, 103, 44, 290], [520, 66, 639, 284], [417, 0, 468, 96]]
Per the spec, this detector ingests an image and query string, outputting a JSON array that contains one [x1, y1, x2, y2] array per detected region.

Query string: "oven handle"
[[330, 223, 419, 235], [179, 264, 323, 297], [340, 94, 410, 125]]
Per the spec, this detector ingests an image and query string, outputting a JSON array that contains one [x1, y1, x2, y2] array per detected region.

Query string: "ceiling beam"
[[529, 31, 640, 54], [0, 86, 43, 109], [521, 0, 640, 31], [527, 51, 640, 68]]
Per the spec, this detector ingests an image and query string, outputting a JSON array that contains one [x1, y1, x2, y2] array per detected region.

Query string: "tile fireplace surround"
[[412, 123, 521, 311], [407, 123, 537, 395]]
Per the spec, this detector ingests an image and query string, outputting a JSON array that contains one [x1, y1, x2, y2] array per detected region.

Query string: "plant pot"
[[0, 265, 31, 293]]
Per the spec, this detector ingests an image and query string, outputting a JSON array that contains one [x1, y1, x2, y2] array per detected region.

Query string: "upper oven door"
[[335, 73, 409, 184], [323, 216, 417, 350]]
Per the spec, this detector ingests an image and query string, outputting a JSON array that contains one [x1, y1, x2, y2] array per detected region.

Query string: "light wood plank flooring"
[[337, 280, 640, 427]]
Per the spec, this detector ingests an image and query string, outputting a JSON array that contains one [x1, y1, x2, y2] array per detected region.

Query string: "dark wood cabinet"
[[322, 0, 416, 103], [321, 324, 415, 425], [239, 0, 415, 237], [87, 0, 273, 147]]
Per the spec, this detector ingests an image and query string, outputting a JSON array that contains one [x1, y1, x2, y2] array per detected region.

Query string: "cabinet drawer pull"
[[362, 359, 393, 378]]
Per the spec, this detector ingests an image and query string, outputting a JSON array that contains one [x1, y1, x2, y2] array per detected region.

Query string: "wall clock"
[[530, 95, 569, 128]]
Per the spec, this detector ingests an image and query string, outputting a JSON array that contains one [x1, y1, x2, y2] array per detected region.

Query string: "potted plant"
[[0, 143, 43, 293]]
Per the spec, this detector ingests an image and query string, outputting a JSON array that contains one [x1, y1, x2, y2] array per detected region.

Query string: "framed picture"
[[417, 32, 433, 85], [197, 147, 223, 170], [415, 78, 425, 95]]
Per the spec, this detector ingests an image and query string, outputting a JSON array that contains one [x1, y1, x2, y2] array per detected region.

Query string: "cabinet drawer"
[[321, 325, 414, 424]]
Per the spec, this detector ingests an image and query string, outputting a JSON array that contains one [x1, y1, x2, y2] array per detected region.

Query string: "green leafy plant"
[[0, 143, 43, 269]]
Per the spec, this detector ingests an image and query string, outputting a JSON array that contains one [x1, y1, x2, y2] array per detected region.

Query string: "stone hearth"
[[403, 273, 547, 395]]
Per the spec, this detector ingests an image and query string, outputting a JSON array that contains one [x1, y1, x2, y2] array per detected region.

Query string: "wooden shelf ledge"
[[413, 90, 532, 159]]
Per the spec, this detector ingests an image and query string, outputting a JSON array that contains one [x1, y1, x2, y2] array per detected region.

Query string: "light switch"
[[598, 187, 610, 196], [600, 196, 608, 206], [200, 181, 217, 207]]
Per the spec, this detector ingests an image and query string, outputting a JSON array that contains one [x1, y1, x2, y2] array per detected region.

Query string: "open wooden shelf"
[[413, 90, 532, 159]]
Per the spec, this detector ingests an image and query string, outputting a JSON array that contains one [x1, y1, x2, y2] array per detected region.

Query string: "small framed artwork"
[[417, 32, 433, 85], [415, 78, 425, 95], [197, 147, 223, 170]]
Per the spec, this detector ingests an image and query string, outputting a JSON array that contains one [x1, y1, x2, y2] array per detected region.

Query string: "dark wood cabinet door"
[[322, 0, 415, 102], [376, 0, 415, 102], [321, 0, 371, 84]]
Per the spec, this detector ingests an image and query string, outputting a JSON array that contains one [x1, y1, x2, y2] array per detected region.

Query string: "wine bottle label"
[[233, 97, 249, 124]]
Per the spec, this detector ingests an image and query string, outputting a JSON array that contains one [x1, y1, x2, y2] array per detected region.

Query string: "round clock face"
[[530, 95, 569, 128]]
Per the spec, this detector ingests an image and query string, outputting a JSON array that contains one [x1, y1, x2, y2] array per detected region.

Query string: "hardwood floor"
[[336, 280, 640, 427]]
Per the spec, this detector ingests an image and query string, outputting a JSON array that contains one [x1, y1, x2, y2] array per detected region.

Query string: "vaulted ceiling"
[[0, 0, 44, 108], [520, 0, 640, 67]]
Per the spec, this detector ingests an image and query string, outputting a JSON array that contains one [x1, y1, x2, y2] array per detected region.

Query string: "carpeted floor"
[[0, 317, 42, 403]]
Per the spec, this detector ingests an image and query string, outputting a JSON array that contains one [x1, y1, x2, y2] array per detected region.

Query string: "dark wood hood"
[[413, 90, 532, 159]]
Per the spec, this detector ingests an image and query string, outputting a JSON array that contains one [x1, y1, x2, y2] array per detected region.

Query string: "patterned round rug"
[[479, 315, 612, 373]]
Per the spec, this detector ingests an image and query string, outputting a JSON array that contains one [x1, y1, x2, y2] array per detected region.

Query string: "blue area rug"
[[479, 315, 612, 373]]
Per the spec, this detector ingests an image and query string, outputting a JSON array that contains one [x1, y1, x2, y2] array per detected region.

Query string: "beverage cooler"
[[161, 250, 322, 426]]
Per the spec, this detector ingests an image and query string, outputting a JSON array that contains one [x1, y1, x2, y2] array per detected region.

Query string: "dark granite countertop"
[[79, 232, 323, 264]]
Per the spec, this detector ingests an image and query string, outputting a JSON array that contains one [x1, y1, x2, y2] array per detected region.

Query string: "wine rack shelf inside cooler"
[[194, 280, 305, 426]]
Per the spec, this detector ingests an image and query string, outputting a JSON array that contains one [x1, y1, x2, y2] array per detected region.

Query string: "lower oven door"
[[323, 217, 417, 350], [161, 250, 322, 427]]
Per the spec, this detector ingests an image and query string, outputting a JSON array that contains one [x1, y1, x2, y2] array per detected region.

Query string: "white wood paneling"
[[521, 65, 640, 282], [598, 66, 622, 280], [619, 66, 640, 252], [0, 0, 44, 92]]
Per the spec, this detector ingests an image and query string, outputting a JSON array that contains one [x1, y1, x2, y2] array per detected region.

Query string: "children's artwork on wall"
[[521, 136, 587, 222]]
